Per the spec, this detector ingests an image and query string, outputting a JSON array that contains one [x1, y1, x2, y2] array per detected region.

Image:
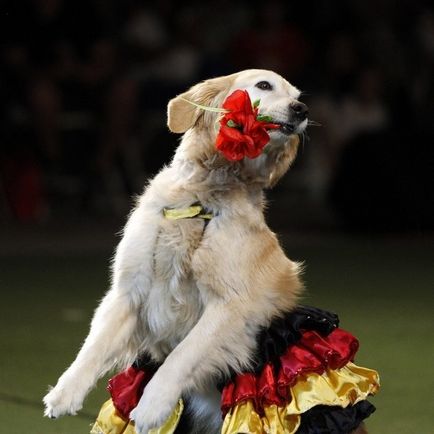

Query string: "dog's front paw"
[[130, 376, 180, 434], [43, 383, 84, 419]]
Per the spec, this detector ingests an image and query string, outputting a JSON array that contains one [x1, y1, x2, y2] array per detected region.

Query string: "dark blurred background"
[[1, 0, 433, 234], [1, 2, 434, 434]]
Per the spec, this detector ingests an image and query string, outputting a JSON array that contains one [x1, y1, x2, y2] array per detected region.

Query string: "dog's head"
[[167, 69, 308, 187]]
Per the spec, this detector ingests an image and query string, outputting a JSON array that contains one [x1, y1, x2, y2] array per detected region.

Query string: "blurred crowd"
[[1, 0, 433, 231]]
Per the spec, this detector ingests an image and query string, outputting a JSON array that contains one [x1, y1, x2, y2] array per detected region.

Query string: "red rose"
[[215, 90, 279, 161]]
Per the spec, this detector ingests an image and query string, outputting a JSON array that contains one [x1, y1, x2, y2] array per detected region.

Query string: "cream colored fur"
[[43, 69, 307, 434]]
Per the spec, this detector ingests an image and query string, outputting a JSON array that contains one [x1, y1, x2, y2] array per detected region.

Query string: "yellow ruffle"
[[222, 401, 301, 434], [91, 399, 184, 434], [222, 362, 380, 434]]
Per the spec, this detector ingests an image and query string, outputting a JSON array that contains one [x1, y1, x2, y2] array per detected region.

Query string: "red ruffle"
[[300, 328, 359, 369], [221, 328, 359, 416], [107, 328, 359, 419], [107, 366, 154, 419]]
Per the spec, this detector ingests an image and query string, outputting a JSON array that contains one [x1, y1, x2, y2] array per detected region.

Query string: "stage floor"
[[1, 234, 433, 433]]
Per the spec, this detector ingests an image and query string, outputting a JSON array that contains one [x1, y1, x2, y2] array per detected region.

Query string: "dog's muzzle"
[[274, 102, 309, 135]]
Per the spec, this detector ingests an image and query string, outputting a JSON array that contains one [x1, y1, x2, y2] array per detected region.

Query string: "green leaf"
[[262, 144, 271, 154], [256, 114, 273, 123], [253, 99, 261, 109], [227, 119, 239, 128]]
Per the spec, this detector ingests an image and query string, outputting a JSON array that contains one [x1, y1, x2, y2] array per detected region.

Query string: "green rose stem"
[[180, 97, 275, 126]]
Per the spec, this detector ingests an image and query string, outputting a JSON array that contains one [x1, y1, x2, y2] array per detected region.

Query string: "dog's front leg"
[[44, 207, 160, 418], [43, 288, 140, 418], [130, 299, 256, 433], [131, 222, 301, 433]]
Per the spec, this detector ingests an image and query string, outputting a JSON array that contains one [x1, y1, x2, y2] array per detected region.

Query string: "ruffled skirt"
[[91, 306, 379, 434]]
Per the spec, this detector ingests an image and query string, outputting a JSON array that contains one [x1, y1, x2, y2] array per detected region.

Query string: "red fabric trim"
[[108, 366, 154, 419], [106, 328, 360, 419], [277, 342, 324, 400], [221, 328, 359, 416], [258, 363, 284, 407], [324, 327, 359, 366], [299, 328, 359, 370]]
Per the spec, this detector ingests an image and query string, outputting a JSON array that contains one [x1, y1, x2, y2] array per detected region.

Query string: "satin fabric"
[[91, 399, 184, 434], [222, 400, 301, 434], [285, 363, 379, 414], [163, 205, 212, 220], [222, 362, 379, 434], [298, 328, 359, 370], [222, 328, 360, 414], [100, 308, 348, 426], [108, 366, 154, 419], [91, 400, 130, 434], [93, 306, 379, 433], [297, 401, 376, 434]]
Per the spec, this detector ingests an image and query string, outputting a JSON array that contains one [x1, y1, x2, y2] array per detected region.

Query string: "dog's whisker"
[[307, 120, 322, 127], [299, 130, 311, 151], [300, 132, 306, 150]]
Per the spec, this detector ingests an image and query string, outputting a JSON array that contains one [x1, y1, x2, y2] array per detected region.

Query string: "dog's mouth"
[[272, 119, 308, 136], [273, 122, 297, 135]]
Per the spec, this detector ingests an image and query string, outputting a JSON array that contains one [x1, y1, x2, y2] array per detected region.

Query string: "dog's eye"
[[255, 81, 273, 91]]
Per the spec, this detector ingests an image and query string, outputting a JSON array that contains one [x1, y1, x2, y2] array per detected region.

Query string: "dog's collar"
[[163, 203, 213, 221]]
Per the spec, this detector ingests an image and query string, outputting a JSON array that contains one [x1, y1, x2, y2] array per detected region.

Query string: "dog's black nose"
[[290, 102, 308, 120]]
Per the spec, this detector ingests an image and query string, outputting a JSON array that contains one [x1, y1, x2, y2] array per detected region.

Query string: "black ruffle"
[[253, 305, 339, 373], [297, 400, 376, 434], [216, 305, 340, 388]]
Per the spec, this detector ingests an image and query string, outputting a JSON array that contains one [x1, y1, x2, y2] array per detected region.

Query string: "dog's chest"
[[153, 218, 205, 282], [144, 218, 206, 354]]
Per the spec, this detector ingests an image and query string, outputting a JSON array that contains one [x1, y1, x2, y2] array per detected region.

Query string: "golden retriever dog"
[[43, 69, 366, 434]]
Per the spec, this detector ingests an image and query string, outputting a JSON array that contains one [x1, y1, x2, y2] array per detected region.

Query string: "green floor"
[[1, 235, 433, 434]]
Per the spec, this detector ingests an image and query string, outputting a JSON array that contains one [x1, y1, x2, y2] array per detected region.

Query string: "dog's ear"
[[167, 75, 234, 133], [267, 135, 300, 188]]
